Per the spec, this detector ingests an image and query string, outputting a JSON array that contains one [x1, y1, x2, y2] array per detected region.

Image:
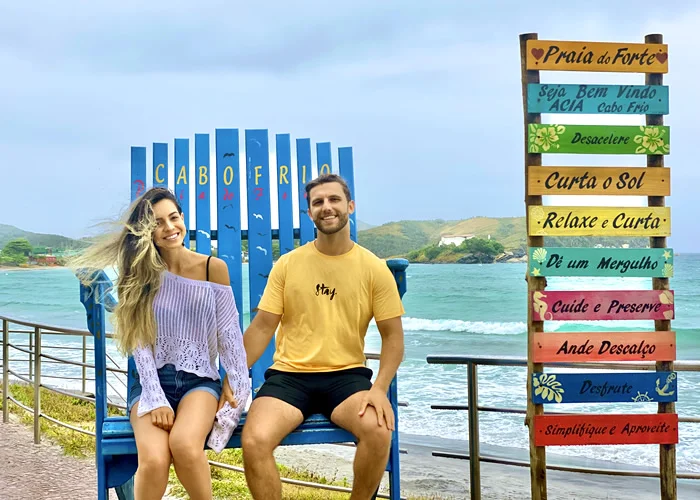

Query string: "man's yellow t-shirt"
[[256, 241, 405, 373]]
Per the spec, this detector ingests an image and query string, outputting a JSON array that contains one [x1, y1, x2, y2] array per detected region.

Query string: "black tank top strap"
[[206, 255, 212, 282]]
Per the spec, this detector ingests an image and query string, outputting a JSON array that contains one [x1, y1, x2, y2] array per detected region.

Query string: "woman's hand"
[[218, 376, 238, 412], [151, 406, 175, 431]]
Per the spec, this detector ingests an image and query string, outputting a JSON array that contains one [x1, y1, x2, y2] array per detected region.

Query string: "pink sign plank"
[[531, 290, 674, 321]]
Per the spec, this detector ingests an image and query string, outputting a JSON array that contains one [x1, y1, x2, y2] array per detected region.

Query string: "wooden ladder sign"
[[526, 40, 669, 73], [534, 413, 678, 446], [527, 247, 673, 278], [527, 84, 670, 114], [531, 371, 677, 404], [528, 206, 671, 237], [527, 166, 670, 196], [527, 124, 670, 155], [533, 331, 676, 363], [531, 289, 674, 321]]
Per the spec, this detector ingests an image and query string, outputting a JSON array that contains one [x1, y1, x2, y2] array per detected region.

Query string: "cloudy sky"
[[2, 1, 698, 251]]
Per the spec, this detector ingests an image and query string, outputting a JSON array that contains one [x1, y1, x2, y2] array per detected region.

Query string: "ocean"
[[1, 256, 699, 474]]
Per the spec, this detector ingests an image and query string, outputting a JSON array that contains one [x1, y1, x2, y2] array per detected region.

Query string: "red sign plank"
[[533, 331, 676, 362], [531, 290, 674, 321], [535, 413, 678, 446]]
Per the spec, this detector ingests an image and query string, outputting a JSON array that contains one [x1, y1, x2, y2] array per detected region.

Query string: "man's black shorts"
[[255, 366, 374, 419]]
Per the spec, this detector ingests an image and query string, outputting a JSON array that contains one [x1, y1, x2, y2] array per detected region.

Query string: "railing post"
[[34, 326, 41, 444], [467, 361, 481, 500], [82, 335, 87, 394], [29, 331, 33, 381], [3, 319, 9, 423]]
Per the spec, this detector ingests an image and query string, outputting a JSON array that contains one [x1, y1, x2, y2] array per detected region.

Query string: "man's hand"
[[358, 387, 395, 431], [217, 376, 238, 412], [151, 407, 174, 431]]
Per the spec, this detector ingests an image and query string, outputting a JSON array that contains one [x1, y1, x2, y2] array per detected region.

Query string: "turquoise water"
[[1, 256, 699, 472]]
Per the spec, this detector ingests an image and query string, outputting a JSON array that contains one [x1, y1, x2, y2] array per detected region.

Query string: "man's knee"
[[357, 411, 393, 450], [241, 421, 278, 456]]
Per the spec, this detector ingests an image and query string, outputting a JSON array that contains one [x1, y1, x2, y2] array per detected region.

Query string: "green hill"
[[0, 224, 90, 252], [358, 217, 650, 258]]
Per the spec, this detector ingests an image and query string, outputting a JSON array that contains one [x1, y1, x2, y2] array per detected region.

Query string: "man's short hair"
[[305, 174, 353, 207]]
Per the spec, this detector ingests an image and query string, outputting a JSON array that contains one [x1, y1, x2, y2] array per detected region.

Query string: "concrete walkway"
[[0, 420, 119, 500]]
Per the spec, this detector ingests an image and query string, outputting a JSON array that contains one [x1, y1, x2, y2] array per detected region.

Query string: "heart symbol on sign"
[[198, 192, 206, 200], [656, 52, 668, 63], [531, 48, 544, 60]]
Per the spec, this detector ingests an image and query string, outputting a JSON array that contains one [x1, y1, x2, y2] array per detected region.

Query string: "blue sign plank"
[[296, 138, 315, 245], [152, 142, 168, 188], [194, 133, 212, 255], [130, 146, 146, 202], [338, 146, 357, 242], [532, 371, 677, 404], [275, 133, 294, 256], [316, 142, 333, 175], [174, 138, 190, 248], [527, 84, 669, 115]]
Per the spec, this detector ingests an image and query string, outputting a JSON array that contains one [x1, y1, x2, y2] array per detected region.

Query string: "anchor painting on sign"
[[534, 413, 678, 446], [528, 247, 673, 278], [526, 40, 669, 73], [533, 331, 677, 363], [531, 371, 677, 404], [527, 166, 670, 196], [528, 206, 670, 237], [528, 124, 670, 155], [531, 289, 674, 321], [527, 84, 669, 115]]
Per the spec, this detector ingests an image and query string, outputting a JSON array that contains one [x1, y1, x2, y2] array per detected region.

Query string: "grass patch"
[[5, 382, 439, 499]]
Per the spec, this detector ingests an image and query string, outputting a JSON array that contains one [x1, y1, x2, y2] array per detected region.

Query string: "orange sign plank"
[[533, 331, 676, 362], [527, 166, 670, 196], [526, 40, 668, 73], [534, 413, 678, 446]]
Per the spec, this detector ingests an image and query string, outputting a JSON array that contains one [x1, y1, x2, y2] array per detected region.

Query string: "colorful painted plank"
[[130, 146, 146, 201], [528, 124, 670, 155], [534, 413, 678, 446], [528, 247, 673, 278], [194, 133, 212, 255], [528, 206, 670, 237], [532, 371, 677, 404], [296, 138, 315, 245], [527, 166, 670, 196], [152, 143, 168, 188], [338, 147, 357, 242], [174, 139, 190, 247], [531, 290, 674, 321], [533, 331, 676, 363], [528, 84, 669, 115], [317, 142, 333, 176], [526, 40, 668, 73], [276, 133, 295, 256]]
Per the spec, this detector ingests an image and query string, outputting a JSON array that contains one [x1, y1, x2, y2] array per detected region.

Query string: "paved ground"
[[0, 420, 120, 500]]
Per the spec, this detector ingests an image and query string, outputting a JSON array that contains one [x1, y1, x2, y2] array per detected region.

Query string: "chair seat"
[[101, 412, 358, 456]]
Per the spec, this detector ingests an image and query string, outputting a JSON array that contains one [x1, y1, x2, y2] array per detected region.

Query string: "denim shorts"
[[127, 363, 222, 415]]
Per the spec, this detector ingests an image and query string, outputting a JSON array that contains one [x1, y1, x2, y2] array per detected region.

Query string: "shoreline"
[[272, 432, 700, 499], [0, 265, 64, 272]]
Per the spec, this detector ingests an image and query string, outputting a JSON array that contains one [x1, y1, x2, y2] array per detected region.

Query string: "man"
[[239, 173, 405, 499]]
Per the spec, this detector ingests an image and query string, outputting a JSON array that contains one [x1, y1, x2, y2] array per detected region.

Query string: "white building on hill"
[[439, 234, 475, 246]]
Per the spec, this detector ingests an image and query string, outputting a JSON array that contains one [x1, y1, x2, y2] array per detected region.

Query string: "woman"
[[73, 187, 250, 500]]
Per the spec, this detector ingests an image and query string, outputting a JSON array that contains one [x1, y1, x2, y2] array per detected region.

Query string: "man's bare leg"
[[331, 391, 393, 500], [241, 396, 304, 500]]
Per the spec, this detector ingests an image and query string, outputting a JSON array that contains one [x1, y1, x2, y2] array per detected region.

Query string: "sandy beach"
[[272, 433, 700, 499]]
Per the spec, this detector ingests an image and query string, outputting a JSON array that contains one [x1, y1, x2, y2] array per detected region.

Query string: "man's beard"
[[313, 212, 349, 235]]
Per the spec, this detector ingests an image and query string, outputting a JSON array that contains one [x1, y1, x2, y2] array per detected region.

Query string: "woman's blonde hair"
[[70, 188, 183, 355]]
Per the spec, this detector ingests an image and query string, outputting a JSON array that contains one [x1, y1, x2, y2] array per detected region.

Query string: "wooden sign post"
[[520, 32, 676, 500]]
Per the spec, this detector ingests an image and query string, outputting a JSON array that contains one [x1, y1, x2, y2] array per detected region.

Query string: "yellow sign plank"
[[526, 40, 668, 73], [528, 206, 670, 237], [527, 166, 670, 196]]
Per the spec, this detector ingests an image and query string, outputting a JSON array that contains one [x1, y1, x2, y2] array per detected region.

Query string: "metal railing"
[[0, 314, 405, 498], [426, 354, 700, 500]]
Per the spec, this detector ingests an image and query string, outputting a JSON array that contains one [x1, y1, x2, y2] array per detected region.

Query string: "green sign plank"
[[528, 124, 670, 155], [528, 247, 674, 277]]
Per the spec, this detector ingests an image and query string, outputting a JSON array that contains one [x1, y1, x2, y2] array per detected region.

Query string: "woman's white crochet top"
[[132, 270, 250, 452]]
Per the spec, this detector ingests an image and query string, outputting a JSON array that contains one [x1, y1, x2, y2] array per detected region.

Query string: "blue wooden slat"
[[276, 134, 294, 255], [295, 138, 315, 245], [215, 129, 243, 324], [532, 371, 678, 404], [527, 83, 670, 115], [338, 146, 357, 242], [130, 147, 146, 201], [152, 142, 168, 188], [316, 141, 333, 175], [174, 138, 190, 249], [195, 133, 212, 255], [246, 129, 274, 392]]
